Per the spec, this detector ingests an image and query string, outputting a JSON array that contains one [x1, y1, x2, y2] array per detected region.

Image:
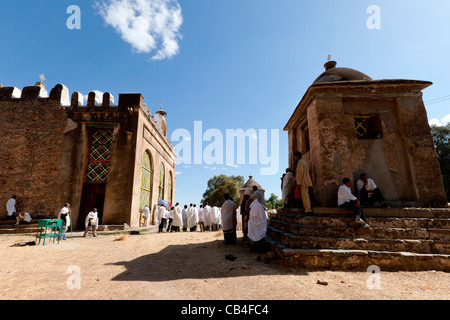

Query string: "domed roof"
[[312, 61, 373, 85], [240, 176, 265, 193]]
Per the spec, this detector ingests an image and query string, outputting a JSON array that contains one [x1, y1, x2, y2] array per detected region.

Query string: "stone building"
[[0, 82, 176, 229], [239, 176, 265, 204], [284, 61, 447, 208]]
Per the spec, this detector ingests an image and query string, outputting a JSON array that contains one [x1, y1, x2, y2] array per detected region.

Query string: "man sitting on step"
[[356, 174, 389, 208], [337, 178, 370, 228]]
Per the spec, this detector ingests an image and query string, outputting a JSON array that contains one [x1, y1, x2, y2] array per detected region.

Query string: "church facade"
[[284, 61, 447, 208], [0, 82, 176, 228]]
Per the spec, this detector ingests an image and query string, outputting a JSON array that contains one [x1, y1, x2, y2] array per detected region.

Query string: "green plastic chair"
[[36, 219, 63, 245]]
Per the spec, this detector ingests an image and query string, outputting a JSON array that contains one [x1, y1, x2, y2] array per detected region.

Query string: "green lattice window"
[[158, 163, 165, 201], [167, 171, 173, 205], [85, 129, 114, 182], [140, 151, 152, 210]]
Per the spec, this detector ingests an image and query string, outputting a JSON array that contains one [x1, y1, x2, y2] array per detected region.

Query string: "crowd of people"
[[5, 150, 389, 243], [142, 185, 269, 253]]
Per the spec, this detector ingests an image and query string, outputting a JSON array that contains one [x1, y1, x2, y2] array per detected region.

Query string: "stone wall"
[[0, 84, 177, 228], [0, 85, 67, 217]]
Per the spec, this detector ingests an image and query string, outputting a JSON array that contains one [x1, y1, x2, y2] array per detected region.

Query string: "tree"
[[431, 123, 450, 200], [265, 193, 283, 210], [202, 175, 244, 206]]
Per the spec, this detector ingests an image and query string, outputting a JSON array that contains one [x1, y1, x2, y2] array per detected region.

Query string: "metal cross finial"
[[39, 74, 46, 83], [327, 55, 331, 61]]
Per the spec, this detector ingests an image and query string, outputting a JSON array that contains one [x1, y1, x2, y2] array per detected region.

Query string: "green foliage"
[[265, 193, 283, 210], [431, 124, 450, 200], [202, 175, 244, 206]]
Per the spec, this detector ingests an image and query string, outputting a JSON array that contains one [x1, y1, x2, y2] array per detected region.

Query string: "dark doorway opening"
[[77, 183, 106, 229]]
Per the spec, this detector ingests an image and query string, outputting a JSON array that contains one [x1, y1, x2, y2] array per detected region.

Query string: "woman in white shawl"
[[248, 190, 268, 253]]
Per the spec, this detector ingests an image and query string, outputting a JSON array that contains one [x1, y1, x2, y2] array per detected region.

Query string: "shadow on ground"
[[107, 237, 308, 282]]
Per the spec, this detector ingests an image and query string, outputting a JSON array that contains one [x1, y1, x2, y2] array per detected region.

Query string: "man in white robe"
[[58, 203, 71, 240], [83, 208, 99, 237], [15, 212, 32, 225], [166, 206, 174, 232], [172, 203, 183, 232], [282, 168, 294, 208], [221, 194, 237, 245], [188, 204, 198, 232], [182, 205, 188, 231], [198, 205, 204, 231], [211, 205, 220, 231], [248, 191, 268, 253], [6, 195, 16, 220], [141, 206, 150, 227], [203, 203, 212, 231], [157, 205, 167, 233]]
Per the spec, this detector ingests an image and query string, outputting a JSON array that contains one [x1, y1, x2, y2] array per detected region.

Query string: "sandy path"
[[0, 227, 449, 301]]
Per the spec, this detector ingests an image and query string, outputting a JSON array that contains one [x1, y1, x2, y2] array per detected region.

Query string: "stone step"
[[274, 213, 450, 229], [265, 237, 450, 272], [267, 226, 450, 255], [268, 219, 450, 241], [0, 226, 41, 234], [278, 207, 450, 218]]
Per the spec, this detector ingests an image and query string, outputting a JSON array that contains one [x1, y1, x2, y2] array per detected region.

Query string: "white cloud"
[[96, 0, 183, 61], [429, 114, 450, 126], [226, 162, 240, 168], [83, 90, 104, 106]]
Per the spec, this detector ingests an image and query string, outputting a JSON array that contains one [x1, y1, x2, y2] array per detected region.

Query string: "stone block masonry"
[[0, 85, 67, 217]]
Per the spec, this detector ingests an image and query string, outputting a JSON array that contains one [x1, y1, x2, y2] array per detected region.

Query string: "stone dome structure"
[[312, 61, 373, 85]]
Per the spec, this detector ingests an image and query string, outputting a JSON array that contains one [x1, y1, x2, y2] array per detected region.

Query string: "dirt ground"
[[0, 226, 449, 301]]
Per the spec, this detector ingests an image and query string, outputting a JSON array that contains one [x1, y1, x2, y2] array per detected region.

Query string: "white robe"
[[58, 207, 71, 227], [85, 211, 99, 230], [211, 206, 220, 225], [182, 209, 188, 228], [142, 207, 150, 218], [198, 208, 204, 222], [248, 200, 267, 242], [18, 212, 32, 223], [173, 205, 183, 227], [188, 207, 198, 229], [220, 200, 235, 231], [6, 198, 16, 216], [156, 206, 167, 225], [282, 172, 294, 204], [203, 205, 212, 227]]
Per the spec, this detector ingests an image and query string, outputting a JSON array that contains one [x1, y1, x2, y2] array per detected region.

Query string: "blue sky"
[[1, 0, 450, 207]]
